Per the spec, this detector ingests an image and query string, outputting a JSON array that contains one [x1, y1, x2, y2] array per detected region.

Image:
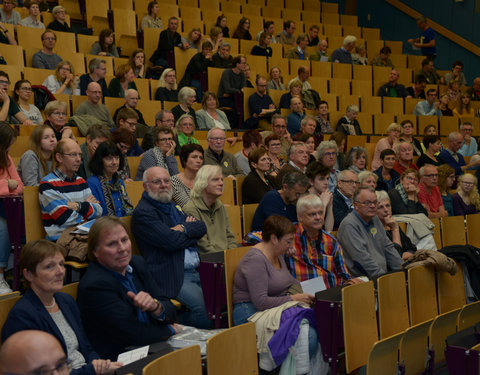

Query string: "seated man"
[[78, 123, 110, 180], [277, 20, 296, 45], [78, 216, 179, 359], [132, 167, 210, 329], [418, 164, 448, 218], [255, 20, 276, 43], [377, 69, 410, 98], [218, 55, 246, 128], [178, 41, 213, 100], [374, 149, 400, 191], [331, 35, 356, 64], [141, 109, 176, 152], [371, 46, 394, 67], [406, 76, 427, 99], [444, 60, 466, 86], [47, 5, 72, 32], [0, 0, 20, 25], [466, 77, 480, 101], [39, 139, 103, 241], [79, 58, 109, 97], [204, 128, 244, 178], [32, 30, 62, 70], [285, 34, 309, 60], [309, 39, 329, 61], [260, 114, 292, 157], [438, 131, 480, 175], [112, 89, 149, 137], [251, 170, 309, 231], [115, 107, 143, 157], [286, 97, 305, 137], [75, 82, 115, 128], [415, 57, 443, 85], [149, 16, 189, 68], [19, 1, 44, 29], [293, 114, 320, 145], [337, 187, 403, 278], [393, 142, 419, 175], [286, 194, 355, 289], [211, 42, 233, 68], [413, 88, 441, 116], [307, 25, 319, 46], [288, 65, 312, 92], [333, 170, 358, 229], [245, 75, 276, 129], [184, 165, 238, 254], [276, 142, 309, 186]]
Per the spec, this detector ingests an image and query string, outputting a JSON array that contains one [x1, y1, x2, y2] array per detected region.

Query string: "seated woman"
[[376, 191, 416, 260], [111, 128, 135, 181], [264, 134, 285, 178], [215, 14, 229, 38], [315, 100, 333, 134], [90, 29, 119, 57], [371, 122, 401, 170], [44, 100, 75, 141], [107, 64, 137, 98], [77, 217, 180, 360], [17, 125, 57, 186], [452, 173, 480, 216], [297, 133, 317, 164], [399, 120, 422, 156], [345, 146, 367, 174], [329, 132, 346, 171], [267, 66, 285, 91], [140, 0, 163, 30], [242, 148, 276, 204], [250, 32, 272, 57], [181, 27, 202, 52], [195, 91, 231, 130], [351, 45, 368, 65], [388, 169, 428, 215], [453, 93, 475, 119], [232, 215, 322, 373], [43, 61, 78, 95], [439, 93, 453, 116], [305, 161, 334, 231], [128, 49, 145, 78], [183, 165, 238, 254], [446, 80, 461, 101], [171, 87, 198, 126], [336, 104, 362, 135], [359, 170, 378, 190], [205, 26, 223, 53], [279, 79, 302, 109], [438, 164, 456, 216], [232, 17, 252, 40], [171, 144, 204, 207], [87, 141, 134, 217], [13, 80, 43, 124], [2, 239, 122, 374], [371, 46, 394, 67], [134, 126, 179, 180], [175, 114, 199, 148], [154, 68, 178, 102], [417, 135, 442, 168]]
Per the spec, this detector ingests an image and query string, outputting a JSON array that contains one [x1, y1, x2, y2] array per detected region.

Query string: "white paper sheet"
[[300, 277, 326, 295], [117, 345, 149, 365]]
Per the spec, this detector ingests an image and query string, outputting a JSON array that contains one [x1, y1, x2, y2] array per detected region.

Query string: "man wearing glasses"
[[32, 30, 63, 70], [39, 138, 102, 241], [337, 186, 403, 278], [260, 114, 292, 157], [418, 164, 448, 219], [0, 0, 20, 25], [204, 128, 244, 179], [332, 170, 358, 230], [75, 82, 115, 128], [0, 71, 33, 125]]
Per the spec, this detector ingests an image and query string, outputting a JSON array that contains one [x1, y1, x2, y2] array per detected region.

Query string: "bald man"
[[74, 82, 115, 128], [112, 89, 150, 137], [0, 330, 68, 375]]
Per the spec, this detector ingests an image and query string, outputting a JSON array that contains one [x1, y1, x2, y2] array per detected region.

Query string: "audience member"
[[216, 14, 229, 37], [47, 5, 71, 32], [285, 34, 309, 60], [351, 44, 368, 65], [413, 88, 441, 116], [418, 164, 448, 218], [309, 39, 329, 61], [263, 136, 284, 177], [171, 144, 204, 207], [439, 93, 454, 116], [260, 114, 292, 157], [78, 216, 179, 359], [452, 173, 480, 216], [458, 122, 478, 156], [438, 164, 456, 216], [250, 32, 272, 57], [204, 128, 244, 178], [243, 63, 254, 88], [0, 0, 20, 25], [393, 141, 419, 174], [417, 135, 442, 168], [371, 46, 394, 67], [181, 27, 202, 52], [305, 161, 334, 231], [408, 16, 436, 58], [359, 170, 378, 190], [453, 93, 475, 119], [277, 20, 296, 45], [294, 115, 319, 146], [114, 108, 143, 156], [251, 170, 308, 231], [211, 42, 233, 68], [245, 75, 276, 129], [44, 101, 75, 141], [377, 69, 410, 97], [141, 110, 176, 151], [399, 119, 422, 156], [178, 41, 213, 100], [78, 123, 110, 180], [75, 82, 115, 128], [255, 20, 276, 43], [444, 60, 466, 86], [141, 0, 163, 30], [331, 35, 356, 64], [466, 77, 480, 101], [43, 61, 77, 95], [289, 65, 312, 92], [267, 66, 285, 90], [406, 76, 427, 99], [0, 22, 15, 47], [175, 114, 199, 148], [218, 55, 246, 128], [279, 79, 302, 109], [232, 17, 252, 40], [345, 146, 367, 174], [129, 49, 146, 78], [87, 141, 133, 217], [79, 58, 108, 97], [374, 149, 400, 191], [112, 89, 148, 134], [171, 86, 197, 126], [415, 58, 442, 84], [317, 140, 340, 192], [90, 29, 119, 57], [446, 80, 461, 102], [286, 97, 305, 137], [132, 167, 209, 328], [376, 191, 416, 260], [150, 17, 187, 68], [315, 100, 333, 134], [32, 30, 62, 69], [235, 130, 261, 175], [306, 24, 319, 46], [111, 128, 135, 180], [205, 26, 223, 53], [13, 79, 42, 124], [155, 68, 178, 102], [242, 148, 275, 204], [0, 72, 32, 124], [276, 142, 309, 186], [438, 131, 480, 175], [332, 170, 358, 229], [371, 123, 401, 170], [39, 139, 102, 241], [19, 1, 44, 28], [196, 91, 230, 130], [329, 132, 346, 171], [337, 187, 403, 278], [388, 168, 427, 215], [336, 104, 362, 135], [108, 64, 137, 98]]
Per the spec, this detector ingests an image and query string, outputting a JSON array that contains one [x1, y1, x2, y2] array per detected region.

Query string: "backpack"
[[31, 85, 55, 110]]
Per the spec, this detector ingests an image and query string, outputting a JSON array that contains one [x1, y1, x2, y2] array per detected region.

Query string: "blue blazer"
[[77, 256, 176, 360], [1, 289, 99, 375], [438, 149, 466, 175]]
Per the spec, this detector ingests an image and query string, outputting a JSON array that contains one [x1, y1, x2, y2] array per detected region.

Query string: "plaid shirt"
[[286, 223, 351, 288]]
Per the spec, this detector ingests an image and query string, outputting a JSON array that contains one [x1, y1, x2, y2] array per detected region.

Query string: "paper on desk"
[[117, 345, 149, 365], [72, 219, 96, 234], [301, 277, 326, 295]]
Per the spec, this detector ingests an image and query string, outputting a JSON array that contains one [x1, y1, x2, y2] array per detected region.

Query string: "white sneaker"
[[0, 279, 12, 295]]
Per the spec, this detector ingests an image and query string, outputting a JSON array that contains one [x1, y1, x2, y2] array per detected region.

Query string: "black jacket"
[[179, 52, 211, 88], [333, 188, 353, 230]]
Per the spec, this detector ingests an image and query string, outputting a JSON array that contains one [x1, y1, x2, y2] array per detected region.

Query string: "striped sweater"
[[39, 168, 103, 241]]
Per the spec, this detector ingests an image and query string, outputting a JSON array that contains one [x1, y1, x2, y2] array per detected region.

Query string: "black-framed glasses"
[[5, 358, 72, 375]]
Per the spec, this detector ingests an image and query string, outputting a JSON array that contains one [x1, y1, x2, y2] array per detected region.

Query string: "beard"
[[148, 189, 173, 203]]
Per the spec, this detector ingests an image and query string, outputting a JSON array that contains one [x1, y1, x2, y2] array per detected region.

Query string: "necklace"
[[44, 298, 56, 309]]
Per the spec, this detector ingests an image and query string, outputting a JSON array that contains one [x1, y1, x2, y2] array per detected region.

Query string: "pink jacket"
[[0, 155, 23, 196]]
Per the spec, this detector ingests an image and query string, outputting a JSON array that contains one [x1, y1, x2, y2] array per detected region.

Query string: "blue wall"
[[355, 0, 480, 85]]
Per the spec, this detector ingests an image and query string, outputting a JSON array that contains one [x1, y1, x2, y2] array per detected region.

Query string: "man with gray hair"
[[393, 141, 418, 175], [204, 127, 244, 178], [285, 33, 309, 60], [75, 82, 115, 128], [332, 170, 359, 229], [309, 39, 329, 61], [331, 35, 356, 64], [251, 170, 309, 231], [337, 186, 403, 278], [260, 114, 292, 157], [132, 166, 210, 328], [113, 89, 150, 139], [418, 164, 448, 218], [336, 104, 362, 135], [211, 41, 233, 68], [142, 110, 176, 151], [407, 15, 436, 59], [458, 122, 479, 157], [286, 194, 358, 289], [79, 57, 108, 96], [276, 142, 309, 186], [438, 131, 480, 175]]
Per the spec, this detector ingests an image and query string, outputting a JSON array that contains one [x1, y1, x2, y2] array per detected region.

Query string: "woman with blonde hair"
[[453, 93, 475, 119], [452, 173, 480, 216], [359, 170, 378, 190], [195, 91, 230, 130], [107, 63, 137, 98], [43, 61, 78, 95], [44, 101, 75, 141], [128, 49, 145, 78], [279, 79, 302, 109], [154, 68, 178, 102], [371, 122, 401, 170], [17, 125, 57, 186], [205, 26, 223, 53], [182, 27, 203, 52], [267, 66, 285, 90]]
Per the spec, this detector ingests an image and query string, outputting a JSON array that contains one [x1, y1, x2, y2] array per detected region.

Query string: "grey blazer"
[[195, 109, 231, 130]]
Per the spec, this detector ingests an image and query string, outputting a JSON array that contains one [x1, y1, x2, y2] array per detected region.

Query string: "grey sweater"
[[218, 69, 245, 98]]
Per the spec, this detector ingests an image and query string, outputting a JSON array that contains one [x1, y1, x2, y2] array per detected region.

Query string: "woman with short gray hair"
[[335, 104, 362, 135], [171, 86, 197, 127]]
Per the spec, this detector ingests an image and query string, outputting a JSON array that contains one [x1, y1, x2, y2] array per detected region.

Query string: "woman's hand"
[[165, 139, 176, 156], [383, 215, 398, 231], [7, 179, 18, 190], [92, 359, 123, 374], [61, 126, 73, 140], [291, 293, 315, 305]]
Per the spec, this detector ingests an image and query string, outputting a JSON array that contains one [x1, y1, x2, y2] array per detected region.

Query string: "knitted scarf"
[[99, 175, 133, 216], [395, 183, 410, 206]]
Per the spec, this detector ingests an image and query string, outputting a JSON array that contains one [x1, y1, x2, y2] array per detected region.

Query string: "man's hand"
[[171, 224, 185, 232], [86, 195, 100, 204], [126, 291, 162, 313], [67, 201, 78, 211]]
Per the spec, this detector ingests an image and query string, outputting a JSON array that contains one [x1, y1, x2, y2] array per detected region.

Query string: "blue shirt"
[[420, 27, 436, 55], [251, 190, 297, 231], [287, 111, 305, 137]]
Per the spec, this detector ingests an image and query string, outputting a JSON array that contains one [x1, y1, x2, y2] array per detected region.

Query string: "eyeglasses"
[[23, 358, 72, 375], [208, 137, 225, 142], [356, 200, 378, 207], [461, 181, 475, 186], [423, 173, 438, 178], [146, 178, 170, 185], [158, 137, 173, 143], [124, 120, 137, 127], [43, 37, 56, 41], [20, 87, 32, 92], [62, 152, 82, 158], [323, 152, 336, 157], [340, 180, 359, 185], [0, 80, 9, 85], [52, 111, 67, 117], [118, 143, 130, 151]]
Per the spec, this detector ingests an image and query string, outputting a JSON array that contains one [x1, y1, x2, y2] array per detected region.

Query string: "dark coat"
[[150, 29, 182, 63], [388, 188, 428, 215], [332, 187, 352, 230], [242, 170, 276, 204], [179, 52, 210, 88]]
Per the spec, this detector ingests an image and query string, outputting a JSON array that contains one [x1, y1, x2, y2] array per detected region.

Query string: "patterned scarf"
[[99, 175, 133, 216], [395, 183, 410, 206]]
